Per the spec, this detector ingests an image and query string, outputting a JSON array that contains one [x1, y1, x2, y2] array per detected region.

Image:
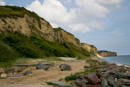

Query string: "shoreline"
[[98, 56, 130, 68]]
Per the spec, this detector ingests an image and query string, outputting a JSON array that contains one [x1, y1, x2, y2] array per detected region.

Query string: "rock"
[[17, 68, 25, 73], [105, 63, 118, 70], [59, 64, 71, 71], [5, 68, 15, 74], [84, 72, 101, 84], [75, 79, 87, 87], [84, 64, 91, 68], [96, 73, 102, 78], [87, 84, 100, 87], [0, 73, 7, 78], [36, 62, 50, 70], [102, 70, 112, 78], [100, 77, 108, 87], [119, 78, 130, 84], [107, 75, 116, 87], [48, 81, 74, 87], [114, 71, 128, 79], [23, 71, 33, 75], [76, 73, 81, 78], [7, 74, 23, 78], [119, 85, 127, 87]]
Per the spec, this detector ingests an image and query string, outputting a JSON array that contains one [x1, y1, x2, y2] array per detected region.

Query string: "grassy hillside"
[[0, 32, 90, 62], [0, 6, 93, 67]]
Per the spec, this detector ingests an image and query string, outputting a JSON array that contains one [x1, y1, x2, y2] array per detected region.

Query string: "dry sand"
[[0, 57, 86, 87]]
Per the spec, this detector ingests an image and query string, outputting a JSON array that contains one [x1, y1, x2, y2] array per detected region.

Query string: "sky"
[[0, 0, 130, 55]]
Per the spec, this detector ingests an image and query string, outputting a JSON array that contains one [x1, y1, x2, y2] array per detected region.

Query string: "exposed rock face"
[[0, 14, 55, 41], [54, 29, 80, 47], [80, 43, 97, 53], [98, 51, 117, 57]]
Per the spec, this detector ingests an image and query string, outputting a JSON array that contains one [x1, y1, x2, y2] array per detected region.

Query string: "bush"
[[0, 40, 18, 62], [65, 74, 77, 82]]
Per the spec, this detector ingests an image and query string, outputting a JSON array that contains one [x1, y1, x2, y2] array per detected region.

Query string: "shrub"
[[65, 74, 77, 82]]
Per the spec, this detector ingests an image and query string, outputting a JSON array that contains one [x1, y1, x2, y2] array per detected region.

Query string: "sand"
[[0, 57, 86, 87]]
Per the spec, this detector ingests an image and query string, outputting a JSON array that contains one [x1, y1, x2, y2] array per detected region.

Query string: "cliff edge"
[[0, 6, 117, 60]]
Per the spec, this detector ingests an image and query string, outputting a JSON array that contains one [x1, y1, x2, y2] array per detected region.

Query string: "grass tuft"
[[65, 74, 77, 82]]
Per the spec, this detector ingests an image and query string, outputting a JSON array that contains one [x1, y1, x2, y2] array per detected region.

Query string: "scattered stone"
[[59, 64, 71, 71], [84, 64, 91, 68], [107, 75, 116, 87], [87, 84, 100, 87], [76, 73, 81, 78], [36, 62, 50, 70], [5, 68, 15, 74], [23, 71, 33, 75], [75, 79, 87, 87], [0, 73, 7, 78], [48, 81, 74, 87], [100, 77, 108, 87], [7, 74, 23, 78], [115, 71, 128, 79], [17, 68, 25, 73]]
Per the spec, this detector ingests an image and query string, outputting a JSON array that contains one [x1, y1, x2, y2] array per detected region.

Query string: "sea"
[[101, 55, 130, 66]]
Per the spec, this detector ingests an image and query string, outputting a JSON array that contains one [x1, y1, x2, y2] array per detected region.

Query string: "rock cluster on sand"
[[75, 60, 130, 87]]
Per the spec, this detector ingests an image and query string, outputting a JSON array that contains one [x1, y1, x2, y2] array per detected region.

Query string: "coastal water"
[[101, 55, 130, 65]]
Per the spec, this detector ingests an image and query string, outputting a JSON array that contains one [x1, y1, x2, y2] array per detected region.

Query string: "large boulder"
[[36, 62, 50, 70], [5, 68, 15, 74], [48, 81, 74, 87], [84, 72, 101, 84], [59, 64, 71, 71]]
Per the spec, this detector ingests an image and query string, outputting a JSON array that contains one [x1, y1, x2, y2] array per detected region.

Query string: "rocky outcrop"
[[98, 51, 117, 57], [0, 14, 55, 41], [54, 28, 80, 47], [80, 43, 97, 53]]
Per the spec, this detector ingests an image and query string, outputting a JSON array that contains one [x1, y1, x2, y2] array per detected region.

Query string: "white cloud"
[[96, 0, 124, 9], [69, 23, 91, 33], [0, 0, 6, 5], [27, 0, 71, 24], [89, 21, 104, 30], [26, 0, 123, 33]]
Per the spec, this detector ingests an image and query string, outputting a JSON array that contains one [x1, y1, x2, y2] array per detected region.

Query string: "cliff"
[[0, 6, 116, 59], [98, 51, 117, 57]]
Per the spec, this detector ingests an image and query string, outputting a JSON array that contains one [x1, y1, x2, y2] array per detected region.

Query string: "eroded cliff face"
[[0, 9, 117, 57], [0, 14, 55, 41], [80, 43, 97, 53], [98, 51, 117, 57]]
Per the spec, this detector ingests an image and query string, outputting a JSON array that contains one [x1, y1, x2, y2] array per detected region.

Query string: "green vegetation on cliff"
[[0, 32, 90, 63]]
